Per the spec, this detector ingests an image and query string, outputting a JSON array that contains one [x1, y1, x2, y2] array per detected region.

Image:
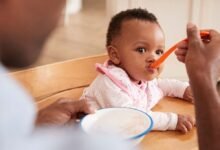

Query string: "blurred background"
[[32, 0, 220, 81]]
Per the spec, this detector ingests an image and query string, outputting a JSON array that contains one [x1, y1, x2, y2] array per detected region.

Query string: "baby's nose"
[[146, 54, 156, 63]]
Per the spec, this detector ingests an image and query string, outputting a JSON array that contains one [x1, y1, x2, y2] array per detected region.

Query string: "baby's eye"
[[136, 47, 146, 54], [155, 49, 164, 55]]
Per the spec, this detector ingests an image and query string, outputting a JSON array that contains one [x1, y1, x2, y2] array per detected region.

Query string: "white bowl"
[[80, 107, 153, 145]]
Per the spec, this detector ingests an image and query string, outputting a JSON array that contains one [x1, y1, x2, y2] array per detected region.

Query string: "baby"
[[81, 8, 195, 133]]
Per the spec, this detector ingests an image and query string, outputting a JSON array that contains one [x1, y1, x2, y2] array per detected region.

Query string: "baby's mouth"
[[146, 66, 156, 74]]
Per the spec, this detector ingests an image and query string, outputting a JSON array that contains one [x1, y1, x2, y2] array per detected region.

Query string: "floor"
[[35, 0, 109, 67]]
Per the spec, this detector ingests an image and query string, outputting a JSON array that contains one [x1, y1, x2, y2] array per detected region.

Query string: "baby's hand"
[[183, 86, 194, 103], [176, 114, 195, 134]]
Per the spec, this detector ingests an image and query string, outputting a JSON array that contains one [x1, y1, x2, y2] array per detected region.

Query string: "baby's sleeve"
[[81, 75, 135, 109], [148, 111, 178, 131], [157, 78, 189, 98]]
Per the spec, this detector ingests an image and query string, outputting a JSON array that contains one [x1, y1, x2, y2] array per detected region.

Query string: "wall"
[[64, 0, 82, 24], [106, 0, 220, 81]]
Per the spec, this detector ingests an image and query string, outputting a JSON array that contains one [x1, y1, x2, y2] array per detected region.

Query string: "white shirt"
[[0, 64, 36, 149]]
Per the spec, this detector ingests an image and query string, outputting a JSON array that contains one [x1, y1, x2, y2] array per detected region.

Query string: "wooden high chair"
[[11, 54, 108, 110]]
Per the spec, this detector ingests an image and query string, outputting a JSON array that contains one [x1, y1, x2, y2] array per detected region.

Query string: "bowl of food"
[[80, 107, 153, 145]]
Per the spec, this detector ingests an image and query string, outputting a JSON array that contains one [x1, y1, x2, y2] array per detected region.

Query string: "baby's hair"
[[106, 8, 159, 46]]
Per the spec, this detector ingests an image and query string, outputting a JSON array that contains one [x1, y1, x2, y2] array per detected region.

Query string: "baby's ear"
[[107, 46, 120, 65]]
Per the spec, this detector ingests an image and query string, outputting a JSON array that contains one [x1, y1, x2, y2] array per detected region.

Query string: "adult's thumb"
[[187, 23, 202, 48]]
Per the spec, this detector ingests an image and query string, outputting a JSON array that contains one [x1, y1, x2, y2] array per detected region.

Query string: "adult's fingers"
[[62, 100, 87, 114], [175, 49, 187, 56], [176, 40, 188, 49], [175, 38, 188, 63], [82, 100, 99, 113], [56, 98, 87, 113], [64, 100, 98, 115], [209, 29, 220, 42], [209, 29, 220, 37], [75, 100, 100, 119], [176, 55, 186, 63]]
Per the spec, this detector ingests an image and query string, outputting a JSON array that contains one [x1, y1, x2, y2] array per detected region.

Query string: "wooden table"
[[139, 97, 198, 150]]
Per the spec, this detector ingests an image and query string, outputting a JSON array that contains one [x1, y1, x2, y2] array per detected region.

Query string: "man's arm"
[[189, 70, 220, 150], [176, 23, 220, 150]]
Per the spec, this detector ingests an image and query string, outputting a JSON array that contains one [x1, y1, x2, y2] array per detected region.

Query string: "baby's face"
[[111, 19, 165, 82]]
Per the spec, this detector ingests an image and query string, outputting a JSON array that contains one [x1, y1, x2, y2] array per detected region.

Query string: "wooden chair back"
[[11, 54, 108, 109]]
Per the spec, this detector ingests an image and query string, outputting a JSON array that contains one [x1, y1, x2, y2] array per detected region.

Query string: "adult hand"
[[175, 23, 220, 81], [36, 98, 99, 126]]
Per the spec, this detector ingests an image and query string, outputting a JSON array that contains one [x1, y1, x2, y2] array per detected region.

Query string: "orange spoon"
[[150, 31, 210, 68]]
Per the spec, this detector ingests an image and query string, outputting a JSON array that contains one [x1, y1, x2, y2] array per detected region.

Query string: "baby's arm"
[[150, 111, 195, 133], [149, 111, 178, 131], [157, 78, 194, 102]]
